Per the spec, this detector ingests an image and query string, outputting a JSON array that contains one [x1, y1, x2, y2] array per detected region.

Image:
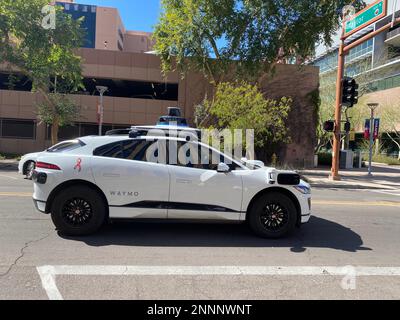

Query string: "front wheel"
[[51, 186, 106, 236], [248, 192, 297, 238]]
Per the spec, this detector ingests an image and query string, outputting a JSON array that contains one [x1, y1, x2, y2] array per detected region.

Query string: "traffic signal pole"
[[330, 36, 345, 181], [330, 14, 400, 180]]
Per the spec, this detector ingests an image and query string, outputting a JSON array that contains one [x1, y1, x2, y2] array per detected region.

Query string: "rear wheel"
[[51, 186, 106, 236], [248, 192, 297, 238]]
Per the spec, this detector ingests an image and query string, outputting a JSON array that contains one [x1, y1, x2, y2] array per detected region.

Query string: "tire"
[[25, 161, 35, 180], [50, 185, 106, 236], [248, 192, 297, 238]]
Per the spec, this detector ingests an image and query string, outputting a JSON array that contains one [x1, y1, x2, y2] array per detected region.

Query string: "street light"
[[367, 102, 379, 176], [96, 86, 108, 136]]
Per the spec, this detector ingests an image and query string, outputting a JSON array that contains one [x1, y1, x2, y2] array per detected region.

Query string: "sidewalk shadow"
[[60, 216, 371, 253]]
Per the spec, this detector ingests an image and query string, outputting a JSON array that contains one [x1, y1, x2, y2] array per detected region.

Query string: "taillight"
[[36, 162, 61, 170]]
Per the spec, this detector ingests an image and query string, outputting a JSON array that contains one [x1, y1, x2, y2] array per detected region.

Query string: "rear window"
[[46, 140, 85, 153]]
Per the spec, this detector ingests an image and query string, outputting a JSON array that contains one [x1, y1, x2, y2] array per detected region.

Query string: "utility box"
[[339, 150, 354, 169], [353, 150, 363, 168]]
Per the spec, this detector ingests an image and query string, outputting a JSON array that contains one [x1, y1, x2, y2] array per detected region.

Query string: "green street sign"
[[344, 0, 387, 37]]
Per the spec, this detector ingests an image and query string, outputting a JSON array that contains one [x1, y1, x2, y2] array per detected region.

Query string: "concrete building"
[[0, 0, 319, 167]]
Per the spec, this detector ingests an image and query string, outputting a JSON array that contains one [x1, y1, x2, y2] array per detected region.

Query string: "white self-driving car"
[[32, 127, 311, 238]]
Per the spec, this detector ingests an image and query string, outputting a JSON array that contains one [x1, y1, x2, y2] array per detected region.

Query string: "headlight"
[[293, 185, 311, 194]]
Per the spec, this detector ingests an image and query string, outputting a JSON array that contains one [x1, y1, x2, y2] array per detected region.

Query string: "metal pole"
[[98, 92, 103, 136], [96, 86, 107, 136], [368, 108, 374, 176], [367, 103, 379, 176], [330, 38, 345, 181]]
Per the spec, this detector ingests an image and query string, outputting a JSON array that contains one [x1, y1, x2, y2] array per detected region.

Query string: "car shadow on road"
[[60, 216, 372, 253]]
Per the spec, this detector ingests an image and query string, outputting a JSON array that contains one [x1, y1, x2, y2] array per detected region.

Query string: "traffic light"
[[323, 120, 335, 132], [341, 77, 359, 107]]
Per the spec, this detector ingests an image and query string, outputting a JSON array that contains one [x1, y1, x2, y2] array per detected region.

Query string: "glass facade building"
[[56, 2, 97, 48]]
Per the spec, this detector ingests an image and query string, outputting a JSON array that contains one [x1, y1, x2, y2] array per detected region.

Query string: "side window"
[[121, 140, 155, 161], [93, 141, 123, 158], [93, 139, 166, 164], [168, 141, 240, 170]]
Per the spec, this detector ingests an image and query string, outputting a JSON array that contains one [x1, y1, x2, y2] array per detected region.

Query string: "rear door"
[[91, 138, 169, 219]]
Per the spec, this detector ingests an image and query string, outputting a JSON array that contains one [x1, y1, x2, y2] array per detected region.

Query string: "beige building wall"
[[123, 31, 154, 53], [95, 7, 125, 51]]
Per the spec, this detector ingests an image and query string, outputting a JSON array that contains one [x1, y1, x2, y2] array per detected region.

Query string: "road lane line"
[[37, 265, 400, 300], [0, 192, 31, 197], [313, 200, 400, 207]]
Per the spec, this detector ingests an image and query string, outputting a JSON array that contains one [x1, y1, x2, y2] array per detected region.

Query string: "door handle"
[[176, 178, 192, 184]]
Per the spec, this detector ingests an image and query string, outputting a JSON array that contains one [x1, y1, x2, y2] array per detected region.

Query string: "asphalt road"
[[0, 170, 400, 300]]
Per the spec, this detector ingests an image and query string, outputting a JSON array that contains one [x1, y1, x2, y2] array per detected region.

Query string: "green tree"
[[154, 0, 365, 82], [0, 0, 84, 144], [198, 82, 291, 150]]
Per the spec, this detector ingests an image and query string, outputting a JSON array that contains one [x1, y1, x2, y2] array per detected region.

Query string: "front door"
[[167, 141, 243, 220]]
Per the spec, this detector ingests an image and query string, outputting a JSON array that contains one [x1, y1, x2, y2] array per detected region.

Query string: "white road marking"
[[0, 174, 18, 180], [368, 189, 400, 197], [37, 265, 400, 300]]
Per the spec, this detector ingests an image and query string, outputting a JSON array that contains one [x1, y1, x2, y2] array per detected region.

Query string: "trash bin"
[[339, 150, 354, 169]]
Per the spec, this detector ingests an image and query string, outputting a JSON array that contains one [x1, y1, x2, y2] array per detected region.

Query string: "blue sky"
[[75, 0, 162, 32]]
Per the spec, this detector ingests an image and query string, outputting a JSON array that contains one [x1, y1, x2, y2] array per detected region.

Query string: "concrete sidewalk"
[[299, 163, 400, 190]]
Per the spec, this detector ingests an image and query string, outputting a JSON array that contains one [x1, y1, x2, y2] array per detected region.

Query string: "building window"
[[81, 78, 179, 101], [74, 4, 79, 11], [45, 123, 131, 141], [64, 4, 70, 10], [0, 118, 36, 139], [0, 72, 32, 91], [0, 72, 179, 101], [82, 6, 88, 12]]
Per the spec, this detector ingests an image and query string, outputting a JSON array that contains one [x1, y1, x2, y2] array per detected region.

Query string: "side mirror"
[[217, 162, 230, 173]]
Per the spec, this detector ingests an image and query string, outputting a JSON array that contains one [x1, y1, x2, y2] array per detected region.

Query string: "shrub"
[[317, 152, 332, 166]]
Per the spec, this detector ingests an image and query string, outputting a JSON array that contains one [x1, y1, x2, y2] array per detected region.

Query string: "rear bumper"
[[33, 198, 47, 213]]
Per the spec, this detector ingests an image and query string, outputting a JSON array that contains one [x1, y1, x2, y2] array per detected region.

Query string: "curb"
[[0, 161, 19, 171]]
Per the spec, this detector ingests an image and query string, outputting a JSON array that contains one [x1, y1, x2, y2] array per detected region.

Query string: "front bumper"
[[299, 195, 312, 224]]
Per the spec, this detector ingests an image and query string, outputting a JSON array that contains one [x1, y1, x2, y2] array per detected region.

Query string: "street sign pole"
[[367, 103, 379, 176], [368, 109, 374, 176]]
